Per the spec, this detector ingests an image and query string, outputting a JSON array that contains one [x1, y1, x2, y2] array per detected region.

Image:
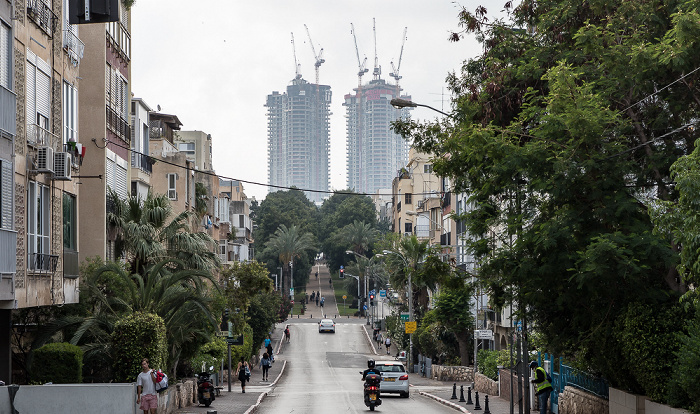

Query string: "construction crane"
[[290, 32, 302, 81], [304, 24, 325, 85], [390, 27, 407, 90], [350, 23, 369, 87], [372, 18, 381, 80]]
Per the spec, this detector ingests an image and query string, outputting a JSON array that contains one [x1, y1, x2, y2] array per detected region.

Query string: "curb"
[[361, 325, 379, 356], [418, 390, 473, 413], [244, 360, 287, 414]]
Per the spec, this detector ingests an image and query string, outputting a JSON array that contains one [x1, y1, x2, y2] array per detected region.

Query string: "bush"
[[191, 337, 227, 374], [668, 308, 700, 413], [31, 342, 83, 384], [477, 349, 511, 380], [111, 312, 167, 382]]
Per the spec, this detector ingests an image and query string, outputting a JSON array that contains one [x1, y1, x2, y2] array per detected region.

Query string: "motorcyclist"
[[362, 359, 382, 380]]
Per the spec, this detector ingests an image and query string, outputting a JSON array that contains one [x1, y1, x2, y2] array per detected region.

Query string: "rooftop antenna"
[[304, 24, 325, 85], [390, 27, 407, 90], [372, 18, 381, 80], [291, 32, 302, 81]]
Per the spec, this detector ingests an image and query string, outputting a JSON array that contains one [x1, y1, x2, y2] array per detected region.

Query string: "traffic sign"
[[379, 290, 386, 297], [404, 321, 417, 333], [400, 312, 409, 322], [342, 295, 347, 300], [226, 334, 244, 345], [216, 331, 229, 337], [475, 329, 493, 339]]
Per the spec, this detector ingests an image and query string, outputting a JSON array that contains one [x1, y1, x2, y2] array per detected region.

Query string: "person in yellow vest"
[[530, 361, 554, 414]]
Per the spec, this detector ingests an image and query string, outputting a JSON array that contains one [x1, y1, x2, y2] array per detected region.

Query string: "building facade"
[[130, 97, 152, 200], [266, 77, 331, 204], [345, 78, 411, 195]]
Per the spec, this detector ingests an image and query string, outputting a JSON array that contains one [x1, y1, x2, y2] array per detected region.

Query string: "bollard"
[[474, 391, 481, 410], [206, 410, 217, 414], [310, 314, 312, 318], [483, 395, 491, 414], [466, 386, 473, 405], [451, 383, 458, 399], [459, 385, 466, 402]]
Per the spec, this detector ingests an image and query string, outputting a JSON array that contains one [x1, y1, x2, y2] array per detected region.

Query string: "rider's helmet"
[[367, 359, 375, 369]]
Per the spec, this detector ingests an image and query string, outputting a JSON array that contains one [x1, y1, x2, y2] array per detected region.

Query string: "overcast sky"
[[131, 1, 508, 201]]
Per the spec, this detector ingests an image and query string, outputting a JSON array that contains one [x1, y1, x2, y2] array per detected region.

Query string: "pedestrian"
[[315, 271, 318, 280], [376, 331, 383, 349], [315, 295, 319, 306], [235, 357, 250, 393], [260, 352, 271, 381], [311, 291, 315, 303], [266, 341, 274, 363], [320, 297, 324, 308], [329, 278, 332, 286], [385, 336, 391, 355], [284, 326, 291, 343], [530, 361, 554, 414], [136, 358, 158, 414]]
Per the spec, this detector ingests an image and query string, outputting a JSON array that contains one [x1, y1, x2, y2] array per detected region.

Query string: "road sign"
[[369, 289, 375, 295], [379, 290, 386, 297], [404, 321, 417, 333], [226, 335, 244, 345], [475, 329, 493, 339], [400, 312, 409, 322], [340, 265, 344, 269], [216, 331, 229, 337], [342, 295, 347, 300]]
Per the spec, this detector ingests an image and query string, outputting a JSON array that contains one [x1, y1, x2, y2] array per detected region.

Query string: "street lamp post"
[[346, 251, 383, 326], [383, 249, 414, 373], [390, 97, 452, 118]]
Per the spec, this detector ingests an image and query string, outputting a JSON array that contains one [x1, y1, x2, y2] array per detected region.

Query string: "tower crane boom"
[[291, 32, 302, 81], [390, 27, 407, 88], [304, 24, 325, 84], [350, 23, 369, 86], [372, 18, 381, 80]]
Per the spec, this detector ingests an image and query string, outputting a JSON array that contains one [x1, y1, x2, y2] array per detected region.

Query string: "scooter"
[[363, 373, 382, 411], [196, 369, 216, 407]]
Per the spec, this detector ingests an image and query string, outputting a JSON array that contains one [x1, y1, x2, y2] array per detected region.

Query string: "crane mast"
[[350, 23, 369, 87], [390, 27, 407, 90], [291, 32, 302, 81], [372, 18, 381, 80], [304, 24, 325, 85]]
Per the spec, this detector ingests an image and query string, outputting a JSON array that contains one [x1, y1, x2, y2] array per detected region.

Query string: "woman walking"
[[235, 357, 250, 393], [260, 352, 271, 381]]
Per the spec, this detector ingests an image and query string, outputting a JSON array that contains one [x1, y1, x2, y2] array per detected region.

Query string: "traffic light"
[[339, 268, 344, 278], [369, 294, 375, 306]]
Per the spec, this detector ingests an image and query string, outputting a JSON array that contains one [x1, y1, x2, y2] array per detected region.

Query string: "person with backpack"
[[384, 336, 391, 355], [136, 358, 158, 414], [260, 352, 271, 381], [530, 361, 554, 414], [235, 357, 251, 393], [284, 326, 291, 343]]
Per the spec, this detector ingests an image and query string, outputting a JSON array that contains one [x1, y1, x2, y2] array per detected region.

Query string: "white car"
[[318, 319, 335, 333], [374, 360, 409, 397]]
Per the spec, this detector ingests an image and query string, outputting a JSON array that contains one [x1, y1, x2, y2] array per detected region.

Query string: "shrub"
[[668, 308, 700, 413], [31, 342, 83, 384], [477, 349, 511, 380], [111, 312, 167, 382], [191, 337, 227, 374]]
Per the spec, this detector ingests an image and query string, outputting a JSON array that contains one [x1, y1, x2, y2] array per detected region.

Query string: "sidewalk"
[[173, 322, 288, 414]]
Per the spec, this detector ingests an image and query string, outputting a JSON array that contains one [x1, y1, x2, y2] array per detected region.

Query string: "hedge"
[[31, 342, 83, 384], [111, 312, 167, 383]]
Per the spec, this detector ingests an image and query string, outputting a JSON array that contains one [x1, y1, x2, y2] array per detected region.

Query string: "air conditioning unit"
[[53, 152, 72, 180], [37, 147, 54, 174], [417, 200, 424, 209]]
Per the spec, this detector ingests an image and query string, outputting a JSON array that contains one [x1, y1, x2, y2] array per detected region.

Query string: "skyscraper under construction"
[[266, 77, 331, 204], [344, 78, 411, 195]]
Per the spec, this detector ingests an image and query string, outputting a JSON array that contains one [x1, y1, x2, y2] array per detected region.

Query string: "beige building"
[[216, 180, 254, 263], [130, 97, 152, 199], [176, 130, 213, 173], [1, 0, 87, 381]]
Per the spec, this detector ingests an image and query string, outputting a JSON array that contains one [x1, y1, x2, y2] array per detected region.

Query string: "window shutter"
[[105, 156, 115, 193], [26, 61, 36, 127], [115, 163, 127, 200], [36, 62, 51, 121], [0, 23, 9, 89], [1, 159, 12, 229]]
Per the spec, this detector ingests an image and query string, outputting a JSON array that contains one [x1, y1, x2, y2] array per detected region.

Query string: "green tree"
[[264, 224, 316, 296], [432, 281, 475, 365], [111, 312, 168, 383], [221, 261, 274, 333]]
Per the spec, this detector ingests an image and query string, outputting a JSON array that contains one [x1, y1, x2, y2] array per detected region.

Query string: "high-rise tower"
[[344, 78, 411, 194], [266, 78, 331, 204]]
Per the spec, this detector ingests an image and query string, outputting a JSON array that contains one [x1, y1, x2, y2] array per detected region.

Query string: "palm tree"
[[342, 220, 378, 256], [265, 224, 316, 296]]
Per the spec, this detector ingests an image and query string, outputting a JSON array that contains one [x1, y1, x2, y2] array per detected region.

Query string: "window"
[[105, 64, 128, 118], [167, 173, 177, 200], [404, 222, 413, 234], [63, 81, 78, 145], [239, 215, 244, 228], [0, 158, 12, 229], [178, 142, 195, 153], [26, 50, 51, 144], [63, 193, 76, 250], [28, 181, 50, 269], [424, 164, 433, 174], [404, 193, 412, 204], [0, 21, 11, 90]]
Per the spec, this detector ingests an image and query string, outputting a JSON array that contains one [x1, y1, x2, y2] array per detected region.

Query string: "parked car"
[[318, 318, 335, 333], [374, 360, 409, 397]]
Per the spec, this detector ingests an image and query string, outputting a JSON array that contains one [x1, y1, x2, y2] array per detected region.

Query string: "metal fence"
[[539, 352, 609, 414]]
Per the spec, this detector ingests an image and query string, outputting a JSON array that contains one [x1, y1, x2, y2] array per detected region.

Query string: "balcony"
[[107, 21, 130, 62], [63, 143, 83, 167], [27, 0, 57, 36], [63, 29, 85, 66], [28, 253, 58, 273], [106, 106, 131, 144], [131, 152, 153, 174], [27, 123, 57, 147]]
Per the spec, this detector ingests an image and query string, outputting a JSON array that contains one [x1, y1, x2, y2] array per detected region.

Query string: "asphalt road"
[[258, 321, 458, 413]]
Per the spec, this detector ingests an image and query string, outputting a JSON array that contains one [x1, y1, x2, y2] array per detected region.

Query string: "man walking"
[[136, 358, 158, 414], [384, 336, 391, 355], [530, 361, 554, 414]]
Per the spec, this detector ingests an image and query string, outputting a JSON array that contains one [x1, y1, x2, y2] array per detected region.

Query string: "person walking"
[[235, 357, 250, 393], [384, 336, 391, 355], [260, 352, 271, 381], [136, 358, 158, 414], [530, 361, 554, 414], [284, 326, 291, 343], [376, 331, 383, 349], [315, 295, 319, 306]]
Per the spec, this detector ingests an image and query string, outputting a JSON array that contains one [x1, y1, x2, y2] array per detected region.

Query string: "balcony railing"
[[107, 21, 130, 62], [106, 107, 131, 144], [28, 253, 58, 273], [131, 152, 152, 173], [63, 29, 85, 66], [27, 123, 57, 147], [27, 0, 57, 36]]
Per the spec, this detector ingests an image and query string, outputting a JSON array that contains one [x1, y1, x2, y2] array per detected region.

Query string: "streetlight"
[[390, 97, 452, 118], [382, 249, 414, 373], [345, 251, 383, 326]]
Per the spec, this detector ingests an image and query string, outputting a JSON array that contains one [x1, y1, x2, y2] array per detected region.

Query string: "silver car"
[[318, 318, 335, 333], [374, 361, 409, 397]]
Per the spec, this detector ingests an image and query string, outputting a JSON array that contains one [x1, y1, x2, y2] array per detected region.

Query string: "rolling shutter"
[[0, 159, 12, 229]]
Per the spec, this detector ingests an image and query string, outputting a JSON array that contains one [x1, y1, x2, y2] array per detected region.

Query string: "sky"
[[130, 1, 507, 201]]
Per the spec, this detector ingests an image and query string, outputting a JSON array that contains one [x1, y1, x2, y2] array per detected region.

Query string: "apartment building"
[[216, 179, 253, 263], [176, 130, 213, 173], [130, 97, 152, 200], [1, 0, 85, 382]]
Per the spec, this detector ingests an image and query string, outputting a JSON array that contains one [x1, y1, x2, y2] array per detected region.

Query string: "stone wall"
[[475, 372, 499, 396], [558, 386, 608, 414], [430, 365, 474, 382], [159, 379, 197, 414]]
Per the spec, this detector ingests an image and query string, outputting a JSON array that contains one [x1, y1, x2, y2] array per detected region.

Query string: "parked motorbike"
[[362, 373, 382, 411], [196, 368, 216, 407]]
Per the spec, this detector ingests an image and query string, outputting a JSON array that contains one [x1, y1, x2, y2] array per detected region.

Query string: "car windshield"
[[375, 364, 405, 373]]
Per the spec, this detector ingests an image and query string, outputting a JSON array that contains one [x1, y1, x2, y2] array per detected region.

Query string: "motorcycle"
[[196, 368, 216, 407], [362, 372, 382, 411]]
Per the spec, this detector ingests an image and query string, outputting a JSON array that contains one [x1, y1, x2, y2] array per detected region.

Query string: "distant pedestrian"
[[136, 358, 158, 414], [385, 337, 391, 355], [320, 297, 325, 308], [315, 272, 318, 280], [329, 278, 332, 286], [284, 326, 291, 343], [530, 361, 553, 414], [316, 296, 319, 306], [260, 352, 271, 381], [376, 331, 383, 349], [236, 357, 250, 393], [266, 340, 274, 363], [311, 291, 315, 303]]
